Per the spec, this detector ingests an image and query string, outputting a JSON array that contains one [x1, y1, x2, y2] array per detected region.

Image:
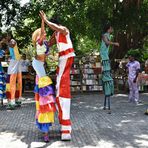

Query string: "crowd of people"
[[0, 10, 146, 143]]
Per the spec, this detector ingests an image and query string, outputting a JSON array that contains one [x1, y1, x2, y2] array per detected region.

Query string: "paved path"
[[0, 93, 148, 148]]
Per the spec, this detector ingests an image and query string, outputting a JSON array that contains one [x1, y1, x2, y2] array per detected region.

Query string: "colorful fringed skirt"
[[33, 59, 56, 133], [6, 60, 22, 101]]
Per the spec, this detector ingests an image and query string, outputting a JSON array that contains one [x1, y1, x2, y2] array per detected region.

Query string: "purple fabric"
[[126, 60, 140, 79], [128, 78, 139, 102], [36, 119, 52, 132], [39, 85, 55, 97], [44, 40, 50, 55]]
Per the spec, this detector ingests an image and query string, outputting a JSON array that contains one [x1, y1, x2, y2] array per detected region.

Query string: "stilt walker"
[[39, 11, 75, 140], [32, 18, 56, 142], [100, 24, 119, 114], [6, 34, 22, 110]]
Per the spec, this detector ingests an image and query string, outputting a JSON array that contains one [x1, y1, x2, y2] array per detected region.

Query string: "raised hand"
[[39, 10, 47, 21]]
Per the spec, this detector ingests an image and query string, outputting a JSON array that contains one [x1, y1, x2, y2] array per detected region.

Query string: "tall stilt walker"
[[100, 24, 119, 114], [39, 11, 75, 140], [32, 18, 56, 142], [6, 34, 22, 110]]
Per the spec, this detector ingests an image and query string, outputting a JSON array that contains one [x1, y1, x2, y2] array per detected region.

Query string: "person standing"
[[40, 11, 75, 140], [32, 17, 56, 142], [6, 33, 22, 110], [126, 54, 140, 104], [100, 23, 119, 114]]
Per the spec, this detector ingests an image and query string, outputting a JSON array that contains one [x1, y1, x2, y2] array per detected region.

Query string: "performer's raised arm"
[[39, 10, 68, 35]]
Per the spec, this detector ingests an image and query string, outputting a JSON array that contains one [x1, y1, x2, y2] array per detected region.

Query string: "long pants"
[[128, 78, 139, 102], [56, 57, 74, 136], [6, 60, 22, 104]]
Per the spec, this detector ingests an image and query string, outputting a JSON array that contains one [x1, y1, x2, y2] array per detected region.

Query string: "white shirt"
[[126, 60, 140, 79]]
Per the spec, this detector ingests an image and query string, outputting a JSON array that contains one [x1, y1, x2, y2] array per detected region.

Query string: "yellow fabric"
[[38, 112, 54, 123], [36, 101, 39, 110], [14, 44, 21, 60], [6, 84, 10, 91], [38, 76, 53, 88]]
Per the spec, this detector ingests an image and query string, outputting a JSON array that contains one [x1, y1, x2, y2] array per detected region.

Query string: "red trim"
[[35, 93, 39, 101], [15, 90, 20, 98], [6, 91, 20, 99], [6, 92, 11, 99], [59, 57, 74, 98], [58, 33, 67, 43], [56, 97, 63, 122], [59, 48, 74, 57], [60, 119, 71, 125], [39, 103, 56, 113], [61, 130, 71, 134]]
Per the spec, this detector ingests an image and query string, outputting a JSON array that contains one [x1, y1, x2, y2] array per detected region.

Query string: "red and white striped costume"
[[55, 31, 75, 139]]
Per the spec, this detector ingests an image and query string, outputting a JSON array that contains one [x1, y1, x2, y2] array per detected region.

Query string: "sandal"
[[43, 135, 49, 143]]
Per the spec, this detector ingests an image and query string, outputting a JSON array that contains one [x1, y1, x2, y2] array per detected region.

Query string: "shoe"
[[108, 110, 111, 114], [43, 135, 49, 143], [103, 107, 106, 110], [145, 109, 148, 115], [61, 134, 71, 141], [128, 100, 132, 103], [15, 100, 21, 107], [6, 104, 15, 110], [138, 100, 142, 103]]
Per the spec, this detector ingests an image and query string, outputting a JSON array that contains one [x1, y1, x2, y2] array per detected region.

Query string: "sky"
[[20, 0, 30, 6]]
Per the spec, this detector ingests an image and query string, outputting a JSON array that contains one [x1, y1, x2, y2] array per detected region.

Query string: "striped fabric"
[[34, 74, 56, 132]]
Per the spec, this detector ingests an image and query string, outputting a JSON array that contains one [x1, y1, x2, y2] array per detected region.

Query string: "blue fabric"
[[0, 63, 6, 100], [0, 49, 5, 58], [39, 85, 55, 97], [44, 40, 50, 55], [36, 119, 52, 133], [32, 59, 46, 77], [34, 85, 39, 93], [9, 47, 15, 60]]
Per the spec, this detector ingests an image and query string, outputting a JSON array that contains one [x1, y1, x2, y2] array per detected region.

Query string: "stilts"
[[103, 96, 111, 114]]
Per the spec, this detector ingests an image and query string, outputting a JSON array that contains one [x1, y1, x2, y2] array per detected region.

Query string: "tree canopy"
[[0, 0, 148, 61]]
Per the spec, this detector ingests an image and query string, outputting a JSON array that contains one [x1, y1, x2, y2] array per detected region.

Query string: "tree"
[[1, 0, 148, 60]]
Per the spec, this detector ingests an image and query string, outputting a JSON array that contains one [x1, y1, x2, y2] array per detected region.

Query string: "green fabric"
[[103, 80, 114, 96], [100, 33, 114, 96], [102, 70, 113, 82], [100, 33, 110, 61], [102, 60, 111, 71]]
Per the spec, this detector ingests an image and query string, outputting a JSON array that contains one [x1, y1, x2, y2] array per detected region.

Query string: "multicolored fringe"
[[6, 75, 20, 100], [34, 75, 56, 133], [102, 60, 114, 96]]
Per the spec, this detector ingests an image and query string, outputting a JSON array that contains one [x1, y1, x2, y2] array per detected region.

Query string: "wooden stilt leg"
[[108, 97, 111, 114], [103, 96, 107, 110]]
